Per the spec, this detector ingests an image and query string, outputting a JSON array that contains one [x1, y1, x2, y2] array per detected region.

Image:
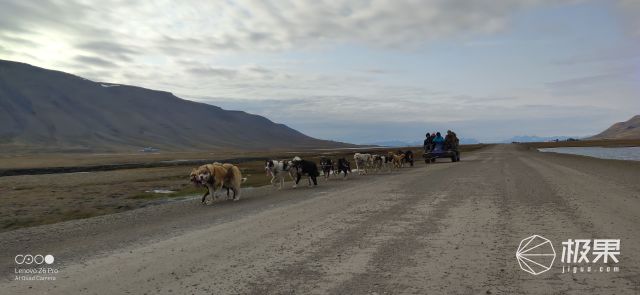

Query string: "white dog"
[[353, 153, 372, 175]]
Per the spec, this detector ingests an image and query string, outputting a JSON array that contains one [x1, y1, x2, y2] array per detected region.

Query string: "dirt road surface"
[[2, 145, 639, 294]]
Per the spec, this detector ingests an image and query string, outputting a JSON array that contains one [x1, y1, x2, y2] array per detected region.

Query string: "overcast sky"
[[1, 0, 638, 143]]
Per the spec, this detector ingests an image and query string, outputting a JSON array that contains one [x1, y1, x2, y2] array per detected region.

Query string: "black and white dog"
[[371, 154, 384, 172], [319, 157, 334, 179], [291, 156, 319, 187], [265, 160, 295, 189], [335, 158, 351, 178], [383, 154, 393, 172], [370, 154, 392, 173], [403, 150, 415, 167]]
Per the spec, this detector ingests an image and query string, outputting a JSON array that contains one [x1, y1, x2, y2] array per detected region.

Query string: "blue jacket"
[[433, 135, 444, 143]]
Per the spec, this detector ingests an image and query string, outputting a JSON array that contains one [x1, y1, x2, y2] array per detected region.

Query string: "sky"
[[0, 0, 638, 143]]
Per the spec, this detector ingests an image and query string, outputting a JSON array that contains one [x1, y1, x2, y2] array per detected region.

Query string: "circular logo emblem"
[[15, 254, 55, 265], [44, 254, 55, 264], [516, 235, 556, 275]]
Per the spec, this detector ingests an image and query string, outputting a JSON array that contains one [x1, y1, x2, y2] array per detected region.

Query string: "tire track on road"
[[247, 166, 453, 294]]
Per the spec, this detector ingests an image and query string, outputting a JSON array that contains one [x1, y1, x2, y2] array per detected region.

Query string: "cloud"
[[0, 34, 38, 46], [0, 0, 586, 59], [617, 0, 640, 35], [552, 46, 640, 66], [544, 67, 638, 98], [0, 45, 11, 55], [0, 1, 110, 37], [192, 95, 619, 142], [74, 55, 119, 68], [1, 0, 632, 76], [186, 67, 238, 79], [76, 41, 140, 62], [191, 95, 594, 126], [1, 0, 637, 68], [0, 0, 637, 142]]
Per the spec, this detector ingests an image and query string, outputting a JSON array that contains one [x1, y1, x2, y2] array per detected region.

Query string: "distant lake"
[[538, 147, 640, 161]]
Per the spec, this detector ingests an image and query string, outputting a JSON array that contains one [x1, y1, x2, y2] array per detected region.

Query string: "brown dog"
[[392, 153, 405, 168], [190, 163, 246, 205]]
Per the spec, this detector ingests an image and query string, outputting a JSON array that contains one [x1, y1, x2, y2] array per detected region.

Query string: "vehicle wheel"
[[451, 156, 456, 162]]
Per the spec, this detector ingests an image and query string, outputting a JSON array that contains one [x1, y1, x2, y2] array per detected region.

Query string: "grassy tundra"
[[0, 144, 489, 231]]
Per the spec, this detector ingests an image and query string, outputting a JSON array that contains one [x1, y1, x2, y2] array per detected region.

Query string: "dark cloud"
[[155, 35, 239, 56], [186, 67, 238, 79], [249, 66, 273, 74], [553, 46, 640, 66], [546, 68, 634, 89], [76, 41, 139, 62], [77, 41, 138, 55], [248, 32, 273, 43], [247, 66, 279, 79], [455, 95, 516, 104], [74, 55, 119, 68], [361, 69, 389, 74], [0, 0, 99, 36], [0, 34, 38, 46]]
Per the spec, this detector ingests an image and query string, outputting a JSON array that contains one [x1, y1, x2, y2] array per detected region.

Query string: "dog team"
[[190, 150, 415, 205], [353, 150, 414, 175]]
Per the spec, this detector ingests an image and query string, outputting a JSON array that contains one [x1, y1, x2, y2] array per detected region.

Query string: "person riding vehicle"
[[433, 132, 444, 144], [444, 130, 458, 150], [423, 133, 432, 152]]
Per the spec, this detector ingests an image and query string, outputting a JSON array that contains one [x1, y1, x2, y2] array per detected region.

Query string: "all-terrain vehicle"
[[423, 142, 460, 163]]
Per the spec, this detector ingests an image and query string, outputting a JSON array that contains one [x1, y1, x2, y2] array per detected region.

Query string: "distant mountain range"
[[368, 137, 479, 147], [503, 115, 640, 142], [366, 140, 423, 147], [502, 135, 577, 143], [589, 115, 640, 140], [0, 60, 351, 152]]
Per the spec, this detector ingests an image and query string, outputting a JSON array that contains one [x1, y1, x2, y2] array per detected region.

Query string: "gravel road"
[[2, 144, 639, 294]]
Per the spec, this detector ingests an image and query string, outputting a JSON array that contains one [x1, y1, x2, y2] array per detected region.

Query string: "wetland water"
[[538, 146, 640, 161]]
